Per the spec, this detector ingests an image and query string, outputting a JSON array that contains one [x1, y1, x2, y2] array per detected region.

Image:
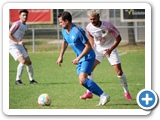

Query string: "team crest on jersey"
[[102, 30, 106, 34]]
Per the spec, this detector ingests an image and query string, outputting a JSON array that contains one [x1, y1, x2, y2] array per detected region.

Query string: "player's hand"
[[18, 41, 25, 45], [104, 49, 111, 57], [71, 58, 79, 65], [57, 57, 63, 67]]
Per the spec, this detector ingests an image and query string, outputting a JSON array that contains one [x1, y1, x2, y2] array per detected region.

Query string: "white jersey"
[[9, 20, 28, 48], [86, 20, 120, 52]]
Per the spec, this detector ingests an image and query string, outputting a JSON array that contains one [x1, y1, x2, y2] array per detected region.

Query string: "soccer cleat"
[[15, 80, 24, 85], [125, 92, 132, 100], [80, 92, 93, 100], [30, 80, 38, 84], [98, 93, 110, 106]]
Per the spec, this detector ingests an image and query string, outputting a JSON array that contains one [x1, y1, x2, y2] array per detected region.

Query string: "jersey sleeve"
[[104, 22, 120, 38], [77, 27, 89, 44], [9, 21, 21, 34]]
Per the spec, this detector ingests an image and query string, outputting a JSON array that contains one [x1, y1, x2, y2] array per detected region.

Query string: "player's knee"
[[78, 73, 88, 85], [117, 71, 123, 76], [79, 80, 83, 85], [26, 61, 32, 66], [20, 59, 26, 64], [79, 77, 86, 85]]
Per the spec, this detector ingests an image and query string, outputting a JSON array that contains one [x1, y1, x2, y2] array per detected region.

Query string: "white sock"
[[87, 72, 94, 93], [26, 65, 34, 81], [16, 63, 25, 80], [88, 72, 94, 80], [118, 73, 129, 93]]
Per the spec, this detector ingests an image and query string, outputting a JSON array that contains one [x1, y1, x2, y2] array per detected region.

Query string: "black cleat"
[[30, 80, 38, 84], [15, 80, 24, 85]]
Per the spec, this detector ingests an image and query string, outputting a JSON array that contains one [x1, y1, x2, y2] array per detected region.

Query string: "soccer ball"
[[38, 93, 51, 106]]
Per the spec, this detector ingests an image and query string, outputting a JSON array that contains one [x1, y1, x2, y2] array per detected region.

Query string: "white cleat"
[[98, 93, 110, 106]]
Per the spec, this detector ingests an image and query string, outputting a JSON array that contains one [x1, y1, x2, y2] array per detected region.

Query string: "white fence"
[[24, 9, 145, 53], [26, 25, 145, 53]]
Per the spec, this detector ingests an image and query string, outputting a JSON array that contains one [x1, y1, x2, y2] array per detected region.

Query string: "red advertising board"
[[10, 9, 53, 24]]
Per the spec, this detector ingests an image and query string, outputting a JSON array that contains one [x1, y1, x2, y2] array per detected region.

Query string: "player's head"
[[87, 9, 100, 27], [58, 11, 72, 29], [19, 9, 29, 23]]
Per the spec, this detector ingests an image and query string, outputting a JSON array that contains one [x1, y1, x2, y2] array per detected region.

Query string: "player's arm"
[[57, 41, 68, 66], [104, 35, 121, 57], [87, 33, 95, 49], [109, 35, 121, 51], [9, 33, 25, 45], [104, 22, 122, 57], [71, 41, 91, 65], [9, 33, 18, 44], [9, 23, 25, 45]]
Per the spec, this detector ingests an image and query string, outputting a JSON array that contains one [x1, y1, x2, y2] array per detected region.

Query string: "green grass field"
[[9, 41, 145, 109]]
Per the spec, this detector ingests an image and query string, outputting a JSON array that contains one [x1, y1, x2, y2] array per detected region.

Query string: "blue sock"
[[83, 78, 103, 97]]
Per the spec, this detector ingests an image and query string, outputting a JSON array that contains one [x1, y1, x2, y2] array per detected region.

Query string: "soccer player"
[[80, 9, 132, 100], [9, 9, 38, 85], [56, 11, 110, 106]]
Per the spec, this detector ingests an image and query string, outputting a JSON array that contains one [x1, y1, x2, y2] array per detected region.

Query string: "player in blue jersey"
[[56, 11, 110, 106]]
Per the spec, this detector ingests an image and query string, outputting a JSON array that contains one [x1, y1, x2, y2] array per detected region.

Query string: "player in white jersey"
[[9, 9, 38, 85], [80, 9, 132, 100]]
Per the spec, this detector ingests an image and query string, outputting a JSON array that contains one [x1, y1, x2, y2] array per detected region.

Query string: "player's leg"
[[25, 56, 38, 84], [11, 46, 37, 84], [113, 64, 132, 100], [16, 56, 25, 85], [18, 48, 36, 84], [79, 73, 110, 105], [78, 60, 110, 105], [80, 60, 100, 99], [80, 50, 103, 99], [108, 49, 132, 100], [9, 47, 25, 85]]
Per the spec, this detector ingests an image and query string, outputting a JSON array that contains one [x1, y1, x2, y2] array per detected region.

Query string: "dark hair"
[[19, 9, 29, 15], [58, 11, 72, 22]]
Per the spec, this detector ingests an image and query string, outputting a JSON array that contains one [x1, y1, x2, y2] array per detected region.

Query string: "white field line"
[[119, 51, 127, 56]]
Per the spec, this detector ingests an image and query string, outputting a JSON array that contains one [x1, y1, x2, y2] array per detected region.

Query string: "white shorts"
[[95, 48, 121, 65], [9, 46, 29, 61]]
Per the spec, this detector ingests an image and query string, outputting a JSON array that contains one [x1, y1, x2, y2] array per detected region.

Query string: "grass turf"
[[9, 43, 145, 109]]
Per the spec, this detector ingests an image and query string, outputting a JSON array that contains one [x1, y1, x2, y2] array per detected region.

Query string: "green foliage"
[[9, 47, 145, 109]]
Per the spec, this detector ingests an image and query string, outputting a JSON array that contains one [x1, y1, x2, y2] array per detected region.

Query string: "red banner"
[[10, 9, 53, 24]]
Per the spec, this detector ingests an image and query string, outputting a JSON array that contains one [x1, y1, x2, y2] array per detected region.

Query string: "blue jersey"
[[62, 24, 95, 62]]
